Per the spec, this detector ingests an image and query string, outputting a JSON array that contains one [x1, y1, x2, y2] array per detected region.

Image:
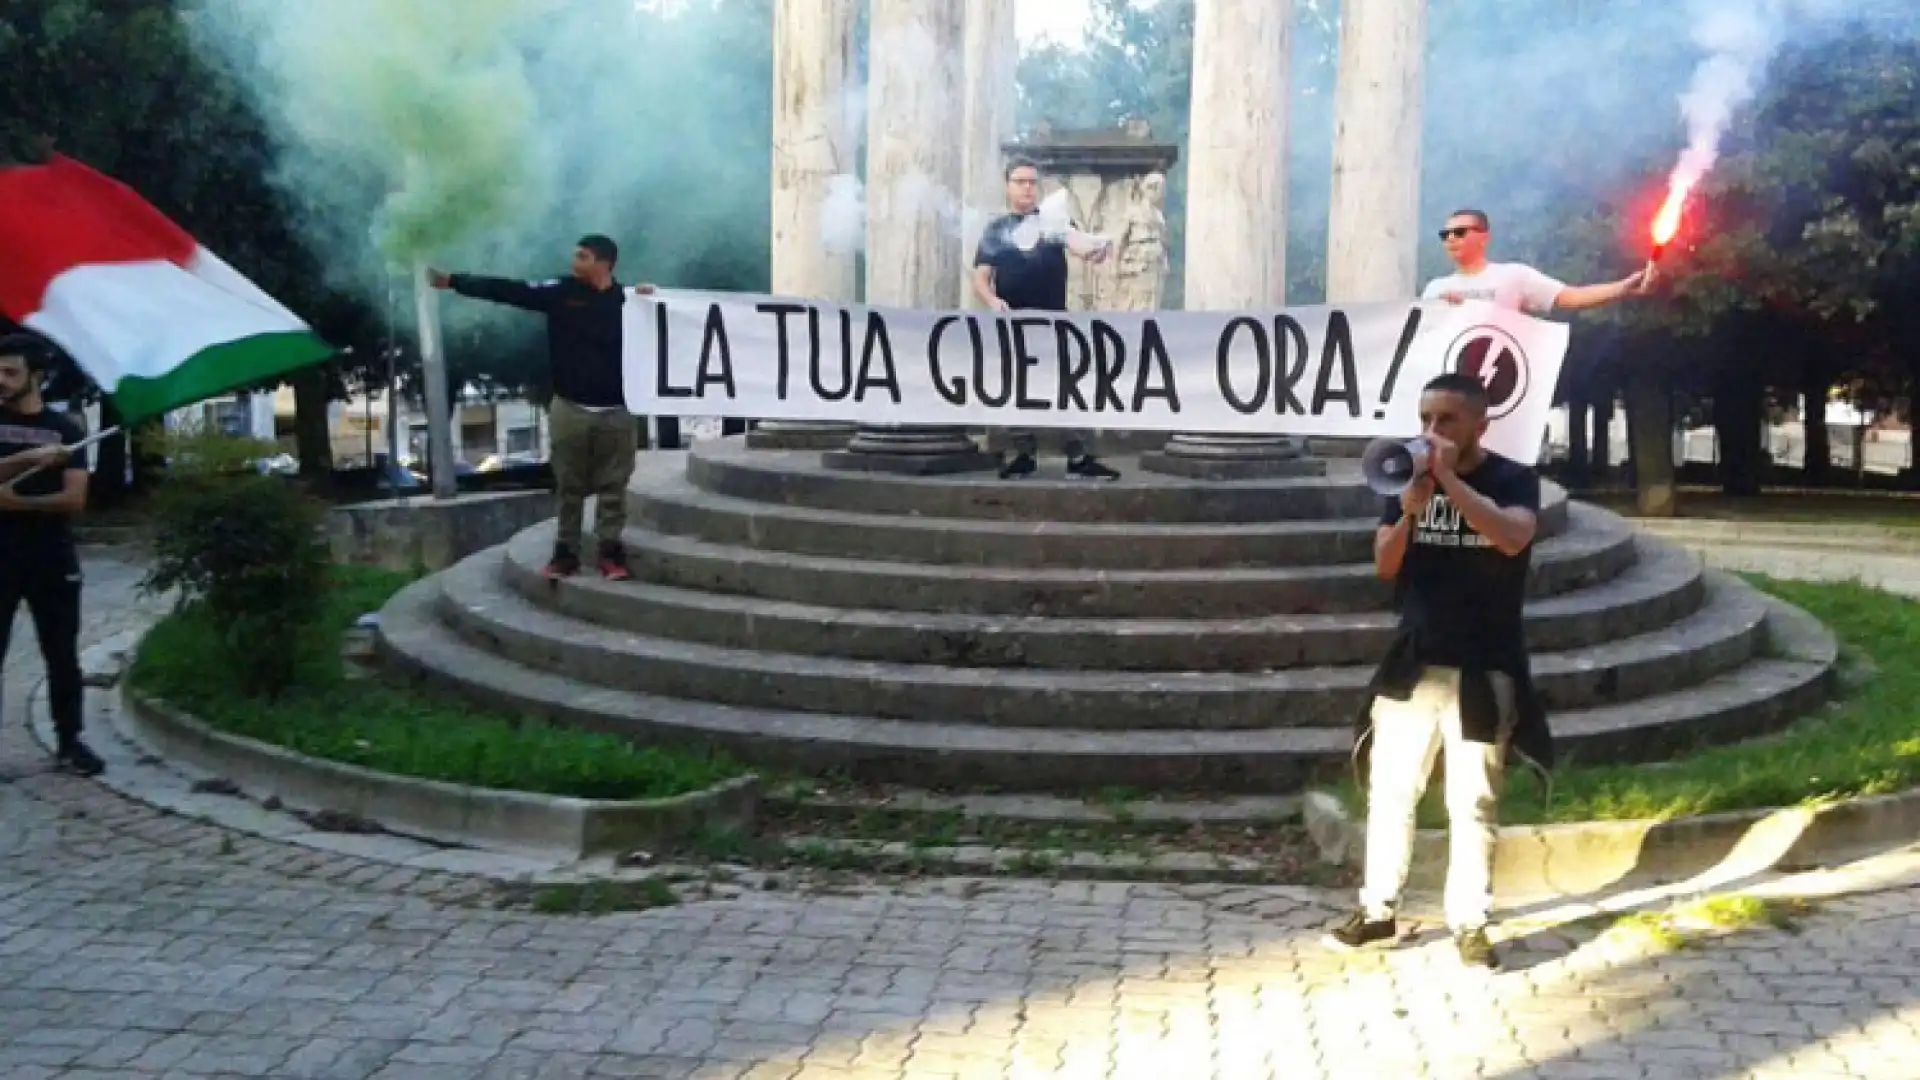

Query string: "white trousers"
[[1357, 666, 1512, 931]]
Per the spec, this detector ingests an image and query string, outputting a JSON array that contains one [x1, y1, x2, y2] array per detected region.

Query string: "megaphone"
[[1360, 436, 1431, 497]]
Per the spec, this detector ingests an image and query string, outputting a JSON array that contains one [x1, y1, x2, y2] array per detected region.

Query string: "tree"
[[1577, 24, 1920, 504], [1, 0, 388, 495]]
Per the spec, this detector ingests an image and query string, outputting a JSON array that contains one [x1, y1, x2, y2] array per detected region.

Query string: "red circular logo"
[[1446, 326, 1530, 420]]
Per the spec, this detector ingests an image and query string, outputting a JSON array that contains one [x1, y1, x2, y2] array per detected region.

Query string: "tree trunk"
[[1592, 396, 1616, 477], [1712, 363, 1765, 497], [1801, 381, 1831, 487], [291, 367, 334, 495], [1566, 393, 1591, 488], [1623, 366, 1677, 517]]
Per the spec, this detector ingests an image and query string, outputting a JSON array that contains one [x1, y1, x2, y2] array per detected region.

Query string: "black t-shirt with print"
[[974, 211, 1070, 312], [1378, 450, 1541, 667], [0, 406, 84, 561]]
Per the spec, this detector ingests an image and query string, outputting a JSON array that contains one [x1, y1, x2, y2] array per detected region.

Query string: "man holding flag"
[[0, 147, 336, 776], [0, 333, 100, 775]]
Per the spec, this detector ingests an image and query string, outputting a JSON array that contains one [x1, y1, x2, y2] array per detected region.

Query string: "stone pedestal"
[[1326, 0, 1426, 304], [823, 426, 998, 475], [832, 0, 992, 474], [327, 490, 552, 574], [757, 0, 860, 451], [1142, 434, 1326, 480], [1143, 0, 1307, 479], [747, 420, 860, 450]]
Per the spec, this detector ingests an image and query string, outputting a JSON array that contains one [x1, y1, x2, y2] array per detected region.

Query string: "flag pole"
[[1, 424, 121, 491], [413, 261, 459, 500]]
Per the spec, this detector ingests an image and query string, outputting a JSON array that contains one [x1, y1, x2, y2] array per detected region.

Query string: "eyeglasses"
[[1438, 226, 1486, 241]]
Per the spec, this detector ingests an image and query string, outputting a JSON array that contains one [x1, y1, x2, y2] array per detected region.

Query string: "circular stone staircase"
[[376, 441, 1839, 794]]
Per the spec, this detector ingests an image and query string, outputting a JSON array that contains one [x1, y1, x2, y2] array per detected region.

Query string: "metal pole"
[[412, 262, 458, 500]]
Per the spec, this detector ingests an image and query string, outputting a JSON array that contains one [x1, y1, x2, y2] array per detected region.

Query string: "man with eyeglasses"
[[972, 157, 1122, 482], [1425, 209, 1651, 313]]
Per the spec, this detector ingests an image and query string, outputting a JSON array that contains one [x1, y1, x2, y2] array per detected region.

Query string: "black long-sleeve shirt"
[[449, 274, 628, 408]]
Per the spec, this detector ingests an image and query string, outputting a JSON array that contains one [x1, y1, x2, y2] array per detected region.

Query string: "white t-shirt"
[[1421, 262, 1566, 315]]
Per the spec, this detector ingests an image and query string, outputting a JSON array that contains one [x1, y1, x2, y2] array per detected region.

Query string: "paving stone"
[[8, 549, 1920, 1079]]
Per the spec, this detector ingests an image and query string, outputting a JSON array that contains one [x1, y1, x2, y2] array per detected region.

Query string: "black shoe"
[[542, 544, 581, 579], [55, 739, 105, 778], [1324, 910, 1398, 951], [1454, 927, 1498, 969], [998, 452, 1037, 480], [1067, 456, 1122, 481]]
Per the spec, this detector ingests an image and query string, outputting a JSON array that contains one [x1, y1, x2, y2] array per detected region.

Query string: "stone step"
[[618, 502, 1637, 619], [376, 574, 1833, 793], [503, 524, 1707, 671], [632, 467, 1572, 569], [436, 551, 1763, 729], [685, 442, 1387, 522]]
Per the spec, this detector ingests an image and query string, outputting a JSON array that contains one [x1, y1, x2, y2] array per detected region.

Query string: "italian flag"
[[0, 154, 333, 422]]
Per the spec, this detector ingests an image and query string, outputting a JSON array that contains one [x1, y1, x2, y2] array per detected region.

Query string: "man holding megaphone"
[[1326, 372, 1552, 970]]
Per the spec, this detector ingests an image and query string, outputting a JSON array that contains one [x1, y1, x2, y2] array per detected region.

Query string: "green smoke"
[[184, 0, 775, 348], [186, 0, 548, 267]]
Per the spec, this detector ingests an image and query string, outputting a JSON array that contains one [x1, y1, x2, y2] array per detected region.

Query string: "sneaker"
[[542, 545, 581, 579], [1067, 456, 1122, 481], [597, 544, 631, 582], [1454, 927, 1498, 969], [55, 739, 105, 778], [1324, 910, 1398, 951], [998, 452, 1037, 480]]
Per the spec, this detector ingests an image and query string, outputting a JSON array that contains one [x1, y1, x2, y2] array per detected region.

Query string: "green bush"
[[142, 426, 331, 697]]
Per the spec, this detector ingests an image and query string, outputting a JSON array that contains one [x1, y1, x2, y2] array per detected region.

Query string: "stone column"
[[959, 0, 1018, 309], [1142, 0, 1320, 480], [826, 0, 996, 474], [1326, 0, 1426, 305], [748, 0, 862, 451]]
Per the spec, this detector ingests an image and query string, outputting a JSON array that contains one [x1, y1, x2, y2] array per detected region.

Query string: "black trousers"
[[0, 556, 83, 741]]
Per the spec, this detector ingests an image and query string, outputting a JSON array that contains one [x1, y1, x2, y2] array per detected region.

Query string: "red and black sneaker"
[[597, 544, 631, 582], [542, 545, 581, 580]]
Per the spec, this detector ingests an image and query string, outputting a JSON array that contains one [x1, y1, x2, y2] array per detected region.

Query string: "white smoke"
[[1668, 0, 1786, 194], [1668, 0, 1916, 195], [819, 174, 867, 256]]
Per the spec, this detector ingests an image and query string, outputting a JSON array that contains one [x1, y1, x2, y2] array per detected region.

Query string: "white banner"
[[624, 292, 1570, 461]]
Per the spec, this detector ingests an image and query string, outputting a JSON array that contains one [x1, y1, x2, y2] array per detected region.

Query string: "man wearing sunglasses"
[[1425, 209, 1652, 313]]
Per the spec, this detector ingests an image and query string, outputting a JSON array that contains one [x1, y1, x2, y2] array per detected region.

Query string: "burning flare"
[[1651, 179, 1692, 251]]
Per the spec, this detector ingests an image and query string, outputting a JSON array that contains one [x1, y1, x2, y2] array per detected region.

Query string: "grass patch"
[[1584, 492, 1920, 531], [1338, 577, 1920, 825], [1500, 576, 1917, 824], [129, 564, 743, 801], [510, 877, 684, 915], [1599, 895, 1812, 954]]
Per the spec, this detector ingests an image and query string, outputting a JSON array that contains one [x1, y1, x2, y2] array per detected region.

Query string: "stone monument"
[[1107, 169, 1172, 312], [1008, 120, 1178, 314], [377, 0, 1840, 806]]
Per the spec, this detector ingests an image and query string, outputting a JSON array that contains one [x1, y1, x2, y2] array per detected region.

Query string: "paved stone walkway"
[[4, 548, 1920, 1079]]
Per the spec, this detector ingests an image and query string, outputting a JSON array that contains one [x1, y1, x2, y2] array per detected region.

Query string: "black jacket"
[[1351, 627, 1554, 791], [449, 274, 628, 408]]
